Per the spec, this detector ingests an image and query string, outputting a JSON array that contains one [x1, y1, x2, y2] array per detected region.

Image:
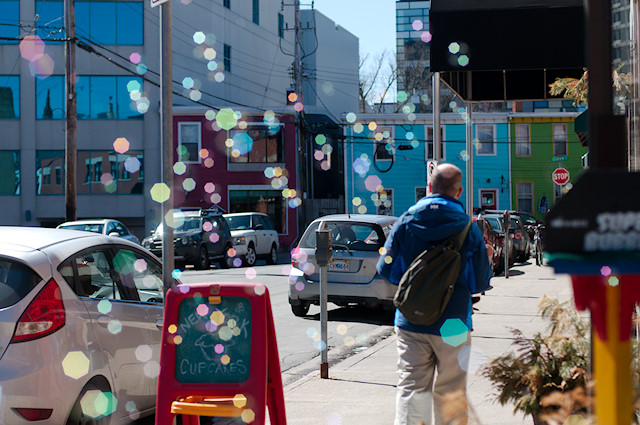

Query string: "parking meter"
[[315, 222, 331, 378]]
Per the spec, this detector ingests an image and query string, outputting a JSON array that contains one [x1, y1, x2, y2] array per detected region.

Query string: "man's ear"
[[455, 186, 463, 199], [427, 182, 432, 195]]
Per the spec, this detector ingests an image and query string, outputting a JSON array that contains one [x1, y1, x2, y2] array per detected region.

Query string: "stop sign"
[[552, 167, 570, 185]]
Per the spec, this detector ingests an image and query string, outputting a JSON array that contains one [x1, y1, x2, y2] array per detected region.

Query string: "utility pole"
[[432, 72, 441, 163], [64, 0, 77, 221], [160, 1, 174, 291], [294, 0, 307, 236]]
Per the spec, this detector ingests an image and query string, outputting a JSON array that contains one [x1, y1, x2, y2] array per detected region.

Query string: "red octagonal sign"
[[552, 167, 570, 185]]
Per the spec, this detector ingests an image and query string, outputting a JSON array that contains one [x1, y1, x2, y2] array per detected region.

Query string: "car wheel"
[[194, 246, 210, 270], [66, 382, 112, 425], [266, 244, 278, 265], [291, 301, 310, 317], [219, 245, 233, 269], [243, 244, 257, 267]]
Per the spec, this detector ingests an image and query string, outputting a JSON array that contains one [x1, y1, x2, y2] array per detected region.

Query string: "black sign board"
[[175, 296, 251, 383], [545, 170, 640, 254]]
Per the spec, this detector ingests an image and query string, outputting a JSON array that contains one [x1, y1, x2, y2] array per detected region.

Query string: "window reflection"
[[0, 1, 19, 44], [229, 190, 286, 233], [0, 151, 20, 195], [36, 150, 64, 195], [0, 75, 19, 119], [229, 125, 283, 163], [36, 76, 65, 119]]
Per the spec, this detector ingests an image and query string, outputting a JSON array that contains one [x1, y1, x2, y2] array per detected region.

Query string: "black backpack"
[[393, 219, 472, 326]]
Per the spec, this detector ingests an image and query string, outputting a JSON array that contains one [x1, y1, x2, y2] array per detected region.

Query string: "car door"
[[110, 246, 165, 413], [255, 215, 271, 255], [259, 215, 278, 251], [203, 216, 227, 257], [65, 247, 156, 414]]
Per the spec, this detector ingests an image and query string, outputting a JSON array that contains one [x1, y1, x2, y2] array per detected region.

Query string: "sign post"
[[315, 222, 332, 379], [503, 211, 510, 278], [155, 282, 286, 425]]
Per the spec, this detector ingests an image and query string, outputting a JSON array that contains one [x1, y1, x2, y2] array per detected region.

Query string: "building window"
[[480, 189, 497, 209], [0, 151, 20, 195], [553, 124, 568, 156], [252, 0, 259, 24], [229, 189, 286, 233], [516, 181, 533, 213], [0, 1, 19, 44], [515, 124, 531, 157], [55, 167, 61, 185], [376, 189, 393, 216], [36, 151, 64, 195], [223, 44, 231, 72], [223, 0, 230, 8], [178, 122, 202, 163], [37, 75, 143, 120], [415, 187, 426, 202], [278, 13, 284, 38], [0, 75, 19, 118], [77, 150, 143, 194], [229, 125, 284, 163], [373, 126, 394, 161], [476, 125, 496, 155]]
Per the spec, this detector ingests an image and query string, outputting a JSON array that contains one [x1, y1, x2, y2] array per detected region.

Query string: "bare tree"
[[359, 50, 396, 113]]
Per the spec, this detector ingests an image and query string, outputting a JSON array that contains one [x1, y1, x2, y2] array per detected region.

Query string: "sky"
[[312, 0, 396, 64]]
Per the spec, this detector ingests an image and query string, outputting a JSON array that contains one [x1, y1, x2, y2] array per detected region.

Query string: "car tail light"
[[11, 279, 65, 343], [13, 408, 53, 421]]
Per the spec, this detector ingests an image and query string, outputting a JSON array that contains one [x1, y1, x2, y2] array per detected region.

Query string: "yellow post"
[[592, 283, 633, 425]]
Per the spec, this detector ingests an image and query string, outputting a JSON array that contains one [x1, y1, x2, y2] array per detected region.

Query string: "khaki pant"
[[394, 326, 471, 425]]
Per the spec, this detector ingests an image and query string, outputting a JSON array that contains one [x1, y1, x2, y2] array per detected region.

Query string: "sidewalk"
[[279, 261, 574, 425]]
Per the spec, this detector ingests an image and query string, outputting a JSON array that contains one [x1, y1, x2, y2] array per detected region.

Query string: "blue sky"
[[312, 0, 396, 63]]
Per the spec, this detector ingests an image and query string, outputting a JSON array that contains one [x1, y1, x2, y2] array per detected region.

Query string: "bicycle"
[[533, 224, 545, 266]]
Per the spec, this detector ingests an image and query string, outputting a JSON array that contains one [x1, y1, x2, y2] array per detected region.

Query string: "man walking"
[[377, 163, 492, 425]]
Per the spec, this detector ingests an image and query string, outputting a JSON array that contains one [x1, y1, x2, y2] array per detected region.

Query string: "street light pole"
[[64, 0, 77, 221]]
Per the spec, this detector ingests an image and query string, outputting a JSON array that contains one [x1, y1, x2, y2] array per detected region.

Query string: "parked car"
[[142, 207, 233, 269], [0, 227, 168, 424], [479, 211, 531, 263], [288, 214, 397, 317], [223, 212, 280, 266], [57, 219, 140, 245], [481, 214, 516, 271], [474, 215, 504, 276], [482, 209, 541, 241]]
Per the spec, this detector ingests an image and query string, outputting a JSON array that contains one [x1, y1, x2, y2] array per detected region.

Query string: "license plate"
[[329, 260, 350, 272]]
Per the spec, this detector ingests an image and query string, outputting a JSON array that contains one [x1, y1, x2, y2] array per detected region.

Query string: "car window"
[[70, 250, 123, 300], [112, 248, 164, 304], [105, 222, 116, 235], [0, 259, 42, 309], [181, 217, 202, 231], [60, 223, 104, 234], [114, 222, 129, 235], [299, 221, 385, 251], [485, 217, 502, 232], [259, 216, 275, 231], [226, 215, 251, 230]]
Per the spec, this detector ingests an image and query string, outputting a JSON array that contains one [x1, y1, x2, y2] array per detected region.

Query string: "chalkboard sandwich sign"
[[155, 282, 286, 425]]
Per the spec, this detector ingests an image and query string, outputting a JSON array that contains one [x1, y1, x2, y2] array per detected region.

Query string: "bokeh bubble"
[[134, 259, 147, 272], [193, 31, 206, 44], [440, 319, 469, 347], [113, 138, 130, 154], [150, 183, 170, 203], [182, 178, 196, 192], [232, 132, 254, 155], [315, 134, 327, 145], [245, 268, 257, 279], [30, 54, 55, 79], [19, 35, 45, 61], [108, 319, 123, 335], [254, 284, 266, 296], [421, 31, 432, 43], [124, 157, 141, 174], [346, 112, 357, 123], [143, 361, 160, 378], [449, 42, 461, 54], [135, 345, 153, 362], [412, 20, 424, 31], [62, 351, 90, 379], [81, 390, 117, 419], [216, 108, 237, 130], [364, 175, 382, 192], [97, 299, 112, 314], [173, 162, 186, 175], [129, 53, 141, 64]]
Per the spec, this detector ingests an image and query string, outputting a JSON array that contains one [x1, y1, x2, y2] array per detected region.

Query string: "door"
[[256, 215, 275, 255], [480, 189, 497, 210], [68, 247, 156, 414]]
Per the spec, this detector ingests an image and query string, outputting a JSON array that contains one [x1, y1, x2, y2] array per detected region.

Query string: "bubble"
[[459, 150, 470, 161], [364, 175, 382, 192], [178, 284, 189, 293], [210, 311, 225, 326], [129, 53, 141, 64], [344, 336, 355, 347], [600, 266, 612, 276], [193, 31, 206, 44], [143, 361, 160, 378], [124, 157, 141, 174], [609, 276, 620, 286], [19, 35, 45, 62], [190, 89, 202, 101], [412, 19, 424, 31], [458, 55, 470, 67], [182, 77, 194, 89], [62, 351, 90, 379], [245, 268, 257, 279], [216, 108, 237, 130], [287, 92, 298, 103], [97, 299, 112, 314], [166, 209, 185, 229], [135, 345, 153, 362], [314, 150, 324, 161], [327, 412, 343, 425], [336, 324, 348, 335], [108, 319, 122, 335], [113, 137, 130, 154], [233, 394, 247, 408], [440, 319, 469, 347], [100, 172, 114, 186], [173, 335, 183, 344], [214, 72, 225, 82], [196, 304, 209, 316], [306, 327, 318, 338], [210, 193, 222, 204], [254, 285, 266, 296], [168, 324, 177, 334], [204, 48, 217, 60], [209, 233, 220, 243], [320, 161, 330, 171], [204, 158, 214, 168], [346, 112, 357, 123], [448, 42, 461, 54], [134, 259, 147, 273], [81, 390, 117, 419], [368, 122, 377, 131], [421, 31, 432, 43], [322, 81, 335, 95], [171, 269, 182, 279], [126, 401, 137, 412], [351, 197, 362, 206], [32, 59, 55, 79], [457, 345, 488, 374], [357, 205, 367, 214], [241, 409, 255, 423], [397, 91, 408, 102], [352, 157, 371, 175], [353, 123, 364, 133], [182, 178, 196, 192], [315, 134, 327, 145], [384, 255, 393, 264], [136, 97, 150, 114], [232, 132, 254, 155], [215, 344, 225, 354], [233, 258, 243, 267], [219, 327, 233, 341]]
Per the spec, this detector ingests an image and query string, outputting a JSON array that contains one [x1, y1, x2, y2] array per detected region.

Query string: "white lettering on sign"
[[549, 217, 588, 229], [584, 211, 640, 251], [179, 358, 247, 376]]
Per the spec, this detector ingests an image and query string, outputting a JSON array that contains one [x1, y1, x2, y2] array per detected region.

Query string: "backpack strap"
[[450, 219, 472, 251]]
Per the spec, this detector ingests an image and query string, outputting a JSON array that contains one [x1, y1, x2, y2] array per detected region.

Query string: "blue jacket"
[[376, 194, 492, 335]]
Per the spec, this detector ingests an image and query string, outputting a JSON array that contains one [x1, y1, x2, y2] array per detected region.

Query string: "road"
[[177, 259, 394, 383]]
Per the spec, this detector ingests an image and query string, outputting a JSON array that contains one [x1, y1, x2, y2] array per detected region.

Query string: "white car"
[[223, 213, 279, 266], [0, 227, 167, 424], [57, 219, 141, 245]]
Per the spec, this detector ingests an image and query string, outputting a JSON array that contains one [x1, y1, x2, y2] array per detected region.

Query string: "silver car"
[[57, 219, 141, 245], [288, 214, 397, 317], [0, 227, 166, 424]]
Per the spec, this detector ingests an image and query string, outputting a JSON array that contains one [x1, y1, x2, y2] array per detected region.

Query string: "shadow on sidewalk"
[[305, 306, 395, 326]]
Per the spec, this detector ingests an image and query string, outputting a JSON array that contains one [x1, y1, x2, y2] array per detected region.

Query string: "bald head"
[[430, 163, 463, 198]]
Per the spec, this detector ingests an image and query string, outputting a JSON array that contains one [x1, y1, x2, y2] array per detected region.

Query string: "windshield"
[[226, 215, 251, 230], [485, 217, 502, 232], [0, 258, 42, 309], [154, 217, 202, 235], [299, 221, 388, 252], [59, 223, 104, 234]]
